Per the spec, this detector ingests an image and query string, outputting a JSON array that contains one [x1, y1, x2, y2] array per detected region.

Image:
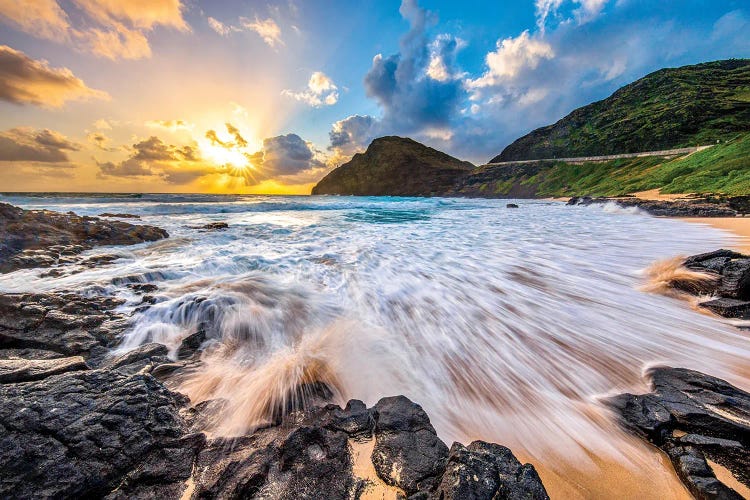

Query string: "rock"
[[435, 441, 549, 500], [684, 249, 744, 273], [0, 369, 192, 499], [0, 203, 168, 273], [506, 203, 519, 208], [607, 367, 750, 499], [728, 196, 750, 215], [719, 259, 750, 299], [0, 293, 126, 364], [99, 213, 141, 219], [177, 330, 206, 359], [699, 298, 750, 318], [102, 343, 170, 374], [371, 395, 449, 495], [0, 356, 87, 383], [188, 222, 229, 231]]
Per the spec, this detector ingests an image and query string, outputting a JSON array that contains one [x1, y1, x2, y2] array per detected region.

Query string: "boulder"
[[698, 298, 750, 318], [0, 356, 87, 383], [607, 367, 750, 499]]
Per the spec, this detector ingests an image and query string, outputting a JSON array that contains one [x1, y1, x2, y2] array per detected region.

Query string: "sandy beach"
[[680, 217, 750, 254]]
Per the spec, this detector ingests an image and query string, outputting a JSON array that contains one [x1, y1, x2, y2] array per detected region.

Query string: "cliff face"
[[312, 136, 474, 196], [492, 59, 750, 162]]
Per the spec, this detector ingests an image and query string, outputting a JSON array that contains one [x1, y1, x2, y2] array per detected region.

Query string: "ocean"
[[2, 193, 748, 497]]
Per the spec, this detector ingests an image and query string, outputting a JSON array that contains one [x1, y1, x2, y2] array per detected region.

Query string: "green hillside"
[[492, 59, 750, 162], [457, 133, 750, 197]]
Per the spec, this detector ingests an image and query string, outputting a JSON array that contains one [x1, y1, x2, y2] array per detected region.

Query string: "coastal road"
[[483, 145, 713, 167]]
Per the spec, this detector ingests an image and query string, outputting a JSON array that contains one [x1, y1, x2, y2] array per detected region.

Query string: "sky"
[[0, 0, 748, 194]]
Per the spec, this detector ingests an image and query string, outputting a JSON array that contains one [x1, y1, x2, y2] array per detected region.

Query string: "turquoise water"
[[1, 194, 748, 495]]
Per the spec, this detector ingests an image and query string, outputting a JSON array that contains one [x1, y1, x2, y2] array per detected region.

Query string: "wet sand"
[[680, 217, 750, 254]]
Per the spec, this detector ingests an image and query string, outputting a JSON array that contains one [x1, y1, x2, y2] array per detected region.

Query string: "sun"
[[200, 141, 249, 169]]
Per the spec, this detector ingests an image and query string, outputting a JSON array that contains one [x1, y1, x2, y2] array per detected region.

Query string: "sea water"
[[1, 194, 748, 498]]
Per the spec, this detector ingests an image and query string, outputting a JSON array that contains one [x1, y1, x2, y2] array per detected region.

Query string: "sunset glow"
[[0, 0, 747, 193]]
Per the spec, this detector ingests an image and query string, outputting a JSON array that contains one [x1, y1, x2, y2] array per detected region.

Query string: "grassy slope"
[[490, 133, 750, 197], [493, 59, 750, 162]]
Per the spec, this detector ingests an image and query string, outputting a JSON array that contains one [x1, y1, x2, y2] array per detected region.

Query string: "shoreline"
[[678, 216, 750, 254]]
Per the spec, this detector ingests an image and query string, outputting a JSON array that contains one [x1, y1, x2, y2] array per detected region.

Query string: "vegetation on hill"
[[457, 133, 750, 197], [493, 59, 750, 162], [312, 136, 474, 196]]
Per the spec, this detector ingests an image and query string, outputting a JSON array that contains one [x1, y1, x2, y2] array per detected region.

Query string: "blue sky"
[[0, 0, 748, 192]]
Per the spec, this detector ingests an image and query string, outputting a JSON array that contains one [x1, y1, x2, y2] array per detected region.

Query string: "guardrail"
[[483, 145, 712, 167]]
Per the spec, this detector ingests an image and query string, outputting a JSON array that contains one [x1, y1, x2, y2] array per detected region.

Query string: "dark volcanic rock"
[[570, 196, 738, 217], [371, 395, 449, 495], [607, 367, 750, 499], [312, 136, 475, 196], [0, 369, 191, 499], [188, 222, 229, 231], [0, 202, 168, 273], [0, 293, 127, 364], [506, 203, 519, 208], [699, 298, 750, 318], [0, 356, 87, 383], [99, 212, 141, 219], [436, 441, 549, 500]]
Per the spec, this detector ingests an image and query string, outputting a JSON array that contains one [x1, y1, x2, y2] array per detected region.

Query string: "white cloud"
[[241, 16, 283, 48], [207, 16, 231, 36], [0, 0, 189, 60], [468, 31, 554, 88], [282, 71, 339, 107]]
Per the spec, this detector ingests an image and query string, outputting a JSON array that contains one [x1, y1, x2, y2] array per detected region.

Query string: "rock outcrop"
[[567, 196, 738, 217], [608, 367, 750, 499], [666, 249, 750, 318], [0, 203, 168, 273], [0, 291, 547, 499], [312, 136, 475, 196]]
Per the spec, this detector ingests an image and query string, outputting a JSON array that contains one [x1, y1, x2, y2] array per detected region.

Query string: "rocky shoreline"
[[1, 203, 749, 498], [567, 195, 750, 217]]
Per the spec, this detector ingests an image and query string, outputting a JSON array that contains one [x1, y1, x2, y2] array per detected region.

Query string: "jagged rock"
[[102, 343, 170, 374], [0, 369, 191, 499], [699, 298, 750, 318], [177, 330, 207, 359], [719, 259, 750, 299], [371, 395, 449, 495], [607, 367, 750, 499], [685, 249, 745, 273], [436, 441, 550, 500], [0, 356, 87, 383], [0, 203, 167, 273], [0, 293, 126, 364]]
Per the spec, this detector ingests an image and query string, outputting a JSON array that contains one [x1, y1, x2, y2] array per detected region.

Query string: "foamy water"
[[1, 193, 748, 498]]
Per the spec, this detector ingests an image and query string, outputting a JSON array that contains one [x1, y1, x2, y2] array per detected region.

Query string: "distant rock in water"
[[506, 203, 519, 208], [98, 212, 141, 219], [312, 136, 474, 196], [0, 203, 168, 273]]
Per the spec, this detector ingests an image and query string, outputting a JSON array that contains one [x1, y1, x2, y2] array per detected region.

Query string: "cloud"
[[93, 119, 113, 130], [97, 135, 203, 179], [241, 16, 283, 48], [329, 115, 378, 155], [87, 132, 117, 151], [467, 31, 554, 88], [0, 45, 109, 108], [248, 134, 324, 180], [205, 123, 248, 148], [0, 0, 189, 60], [207, 16, 232, 36], [282, 71, 339, 107], [145, 119, 194, 132], [0, 127, 79, 162]]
